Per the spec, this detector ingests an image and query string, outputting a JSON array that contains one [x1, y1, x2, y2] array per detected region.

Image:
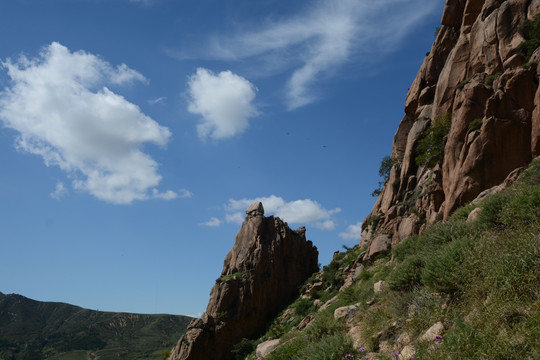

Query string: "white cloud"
[[200, 217, 222, 227], [50, 181, 67, 200], [187, 68, 258, 140], [179, 188, 193, 198], [339, 222, 363, 240], [225, 195, 340, 229], [0, 42, 173, 204], [198, 0, 438, 109]]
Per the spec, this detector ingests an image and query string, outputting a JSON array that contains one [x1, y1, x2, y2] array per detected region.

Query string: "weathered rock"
[[400, 344, 417, 360], [373, 280, 387, 294], [362, 0, 539, 248], [364, 235, 391, 260], [334, 303, 360, 321], [467, 207, 482, 222], [170, 202, 318, 360], [256, 339, 280, 359], [420, 321, 445, 342], [318, 295, 339, 312]]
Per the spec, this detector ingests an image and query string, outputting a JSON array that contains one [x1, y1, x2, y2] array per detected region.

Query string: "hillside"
[[240, 155, 540, 359], [0, 293, 192, 360]]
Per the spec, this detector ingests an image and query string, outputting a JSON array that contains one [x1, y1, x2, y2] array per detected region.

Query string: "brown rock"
[[256, 339, 280, 359], [364, 235, 391, 261], [170, 202, 318, 360], [441, 0, 466, 26]]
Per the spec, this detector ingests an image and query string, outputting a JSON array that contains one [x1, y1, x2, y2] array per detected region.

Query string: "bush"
[[294, 298, 313, 317], [300, 333, 356, 360], [518, 15, 540, 60], [231, 338, 256, 360], [388, 255, 425, 291], [415, 113, 452, 168], [468, 118, 483, 132], [422, 237, 472, 295]]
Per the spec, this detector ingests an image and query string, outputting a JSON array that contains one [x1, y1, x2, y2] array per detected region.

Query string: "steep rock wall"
[[170, 202, 318, 360], [362, 0, 540, 248]]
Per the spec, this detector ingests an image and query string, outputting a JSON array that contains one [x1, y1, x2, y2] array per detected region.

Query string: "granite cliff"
[[169, 202, 318, 360], [362, 0, 540, 249]]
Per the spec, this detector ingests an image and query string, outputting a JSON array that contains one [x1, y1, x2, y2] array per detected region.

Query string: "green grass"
[[245, 158, 540, 360]]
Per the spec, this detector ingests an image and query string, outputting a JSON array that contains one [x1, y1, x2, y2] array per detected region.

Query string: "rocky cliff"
[[170, 202, 319, 360], [362, 0, 540, 249]]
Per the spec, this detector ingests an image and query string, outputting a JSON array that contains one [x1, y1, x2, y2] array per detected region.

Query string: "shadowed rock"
[[170, 202, 318, 360]]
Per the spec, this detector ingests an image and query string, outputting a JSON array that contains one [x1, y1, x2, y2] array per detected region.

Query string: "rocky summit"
[[169, 202, 319, 360], [362, 0, 540, 249]]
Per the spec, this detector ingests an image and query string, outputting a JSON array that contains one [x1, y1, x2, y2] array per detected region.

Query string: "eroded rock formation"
[[362, 0, 540, 249], [170, 202, 318, 360]]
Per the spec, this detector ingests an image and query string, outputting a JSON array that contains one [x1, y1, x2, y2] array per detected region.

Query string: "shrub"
[[415, 113, 452, 168], [388, 255, 425, 291], [422, 237, 472, 295], [392, 234, 422, 261], [518, 15, 540, 60], [468, 118, 483, 132], [231, 338, 256, 360], [300, 333, 355, 360], [372, 155, 396, 197], [294, 298, 313, 317], [485, 72, 502, 87]]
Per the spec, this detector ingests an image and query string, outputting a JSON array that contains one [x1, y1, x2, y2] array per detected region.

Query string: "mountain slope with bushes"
[[241, 157, 539, 359], [0, 293, 192, 360]]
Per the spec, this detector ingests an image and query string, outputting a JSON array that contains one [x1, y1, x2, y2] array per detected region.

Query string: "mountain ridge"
[[0, 292, 192, 360]]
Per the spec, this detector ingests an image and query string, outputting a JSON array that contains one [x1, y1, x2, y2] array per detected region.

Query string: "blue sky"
[[0, 0, 444, 316]]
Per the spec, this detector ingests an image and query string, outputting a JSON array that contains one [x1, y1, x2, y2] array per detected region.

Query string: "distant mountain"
[[0, 292, 192, 360]]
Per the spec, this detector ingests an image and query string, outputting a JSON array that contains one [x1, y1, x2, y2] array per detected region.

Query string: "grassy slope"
[[0, 294, 192, 360], [238, 159, 540, 360]]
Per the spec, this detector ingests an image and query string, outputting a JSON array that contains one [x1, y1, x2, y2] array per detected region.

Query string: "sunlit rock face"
[[170, 202, 319, 360], [363, 0, 539, 246]]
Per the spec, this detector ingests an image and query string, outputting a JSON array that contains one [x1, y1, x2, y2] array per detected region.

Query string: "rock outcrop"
[[362, 0, 540, 248], [170, 202, 318, 360]]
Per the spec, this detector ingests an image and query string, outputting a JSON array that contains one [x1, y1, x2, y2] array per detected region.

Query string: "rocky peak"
[[362, 0, 539, 252], [169, 202, 318, 360]]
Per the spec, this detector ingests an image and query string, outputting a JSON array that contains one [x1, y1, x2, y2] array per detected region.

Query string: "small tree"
[[371, 155, 395, 197]]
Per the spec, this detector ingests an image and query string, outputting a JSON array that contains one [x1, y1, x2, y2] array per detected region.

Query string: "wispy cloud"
[[339, 222, 363, 240], [0, 42, 175, 204], [148, 96, 167, 105], [189, 0, 438, 109], [200, 217, 222, 227], [50, 181, 68, 200], [187, 68, 258, 140], [224, 195, 341, 230], [179, 189, 193, 198]]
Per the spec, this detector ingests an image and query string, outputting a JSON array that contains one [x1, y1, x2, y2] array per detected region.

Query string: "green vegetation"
[[0, 294, 191, 360], [456, 78, 471, 90], [415, 113, 452, 168], [243, 158, 540, 360], [372, 155, 396, 197], [469, 117, 483, 131], [485, 72, 502, 87], [216, 271, 244, 283], [518, 15, 540, 60]]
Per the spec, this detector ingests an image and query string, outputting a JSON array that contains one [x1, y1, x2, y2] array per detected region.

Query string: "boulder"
[[256, 339, 280, 359], [420, 321, 445, 342]]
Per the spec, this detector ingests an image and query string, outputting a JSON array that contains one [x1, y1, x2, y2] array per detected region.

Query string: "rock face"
[[362, 0, 539, 247], [169, 202, 319, 360]]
